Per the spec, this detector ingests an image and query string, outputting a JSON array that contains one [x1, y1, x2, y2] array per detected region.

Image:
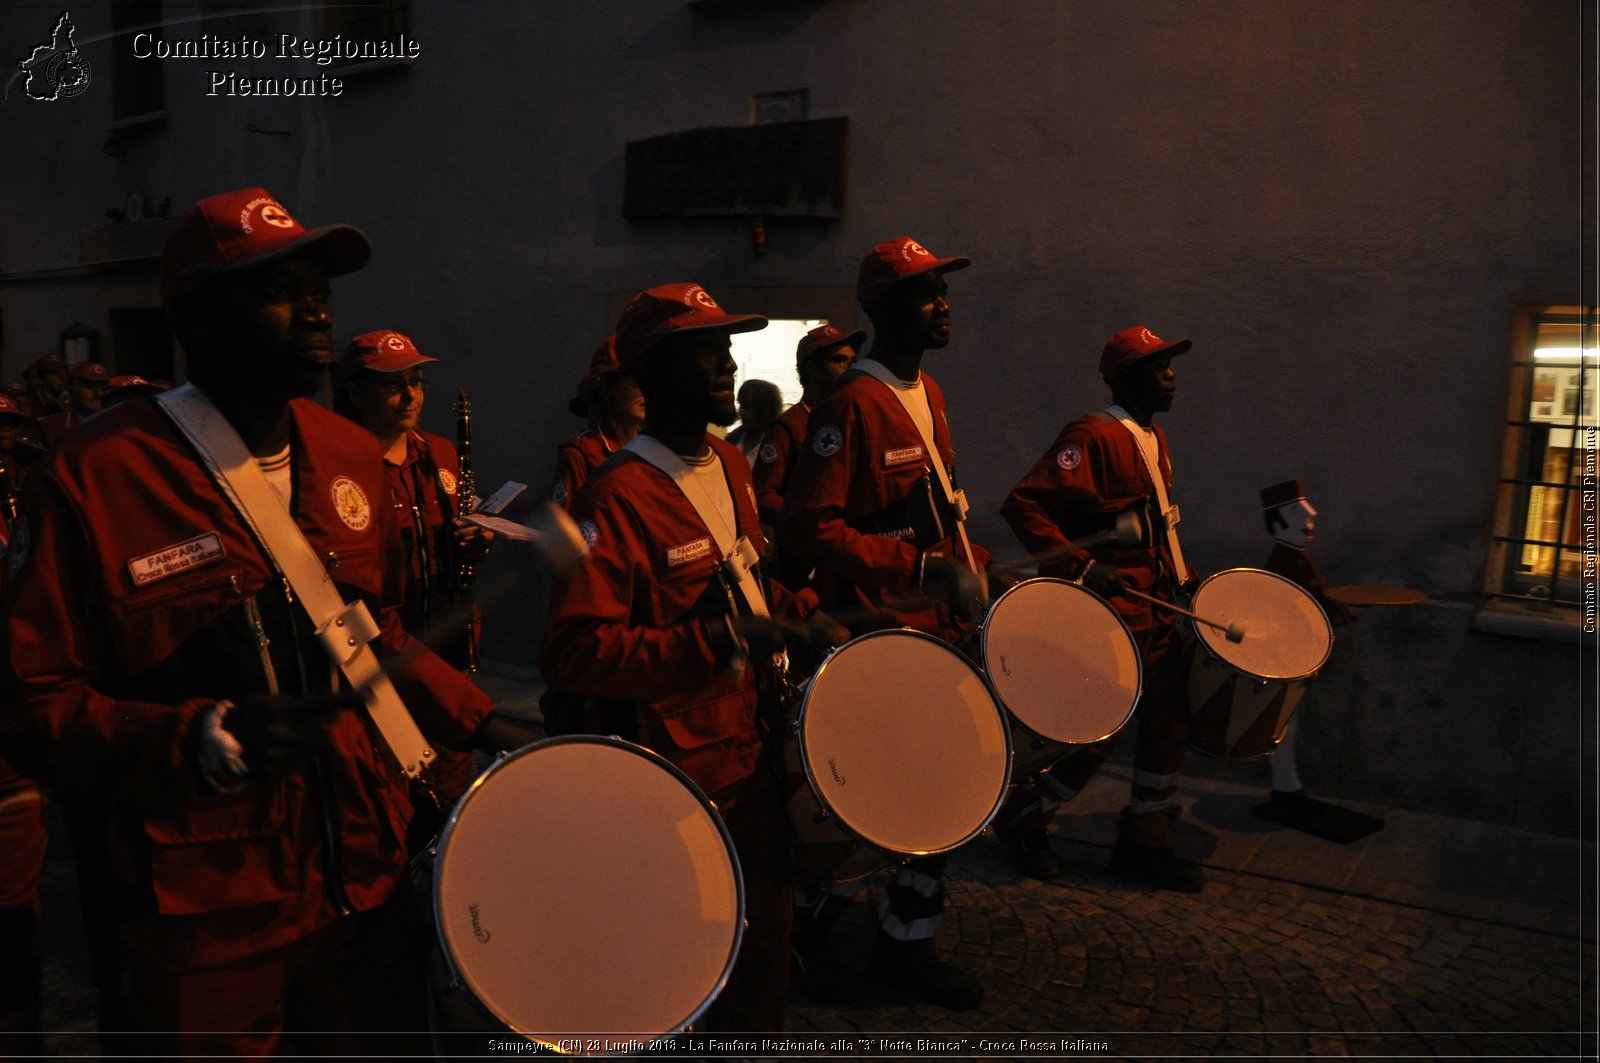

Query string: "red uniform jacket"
[[550, 429, 617, 510], [1002, 410, 1186, 634], [751, 401, 810, 527], [777, 367, 991, 642], [385, 428, 472, 661], [34, 409, 83, 448], [541, 434, 814, 798], [0, 396, 493, 969]]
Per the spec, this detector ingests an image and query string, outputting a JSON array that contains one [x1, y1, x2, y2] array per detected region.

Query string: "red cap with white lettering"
[[161, 187, 371, 300]]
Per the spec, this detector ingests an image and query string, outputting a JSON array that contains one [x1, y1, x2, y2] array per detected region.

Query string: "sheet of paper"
[[480, 481, 527, 515], [465, 513, 538, 542]]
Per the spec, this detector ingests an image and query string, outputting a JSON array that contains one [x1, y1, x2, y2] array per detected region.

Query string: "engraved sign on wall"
[[623, 117, 847, 220]]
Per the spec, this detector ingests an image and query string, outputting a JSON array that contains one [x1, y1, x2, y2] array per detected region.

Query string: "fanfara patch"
[[552, 481, 569, 507], [578, 519, 599, 548], [758, 441, 779, 464], [883, 445, 925, 467], [1056, 444, 1083, 471], [330, 476, 372, 532], [666, 537, 713, 568], [129, 532, 226, 587], [438, 468, 458, 496], [812, 425, 843, 458]]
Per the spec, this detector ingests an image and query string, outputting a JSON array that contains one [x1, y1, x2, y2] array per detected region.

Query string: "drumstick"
[[1120, 587, 1246, 643]]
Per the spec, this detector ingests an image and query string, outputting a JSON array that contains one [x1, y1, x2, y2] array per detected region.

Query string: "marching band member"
[[1001, 325, 1205, 891], [542, 282, 843, 1031], [335, 329, 493, 812], [35, 360, 108, 446], [779, 236, 1003, 1011], [0, 188, 527, 1056]]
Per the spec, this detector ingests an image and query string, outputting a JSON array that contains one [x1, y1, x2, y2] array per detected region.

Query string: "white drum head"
[[799, 630, 1010, 856], [1191, 568, 1333, 680], [981, 578, 1142, 745], [433, 738, 742, 1043]]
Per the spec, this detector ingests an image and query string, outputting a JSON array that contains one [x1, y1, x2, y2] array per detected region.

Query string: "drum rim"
[[794, 626, 1013, 858], [977, 576, 1145, 748], [1189, 567, 1335, 681], [429, 734, 746, 1045]]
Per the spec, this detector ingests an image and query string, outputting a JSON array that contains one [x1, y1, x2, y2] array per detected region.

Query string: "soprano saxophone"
[[454, 388, 480, 672]]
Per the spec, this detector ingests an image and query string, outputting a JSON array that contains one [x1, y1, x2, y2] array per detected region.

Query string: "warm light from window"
[[1532, 347, 1599, 360]]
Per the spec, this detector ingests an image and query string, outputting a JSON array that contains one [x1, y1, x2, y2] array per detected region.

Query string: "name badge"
[[883, 445, 925, 467], [666, 537, 712, 568], [129, 533, 226, 587]]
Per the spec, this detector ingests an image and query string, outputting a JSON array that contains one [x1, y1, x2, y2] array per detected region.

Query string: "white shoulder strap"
[[156, 385, 436, 778], [1103, 404, 1190, 584], [855, 360, 980, 576], [622, 435, 769, 618]]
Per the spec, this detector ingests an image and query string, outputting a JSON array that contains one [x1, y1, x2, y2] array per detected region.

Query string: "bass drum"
[[784, 629, 1012, 882], [1185, 568, 1334, 760], [429, 736, 743, 1050], [978, 577, 1142, 777]]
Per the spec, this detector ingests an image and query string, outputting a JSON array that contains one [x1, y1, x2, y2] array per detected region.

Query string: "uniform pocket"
[[140, 783, 301, 914]]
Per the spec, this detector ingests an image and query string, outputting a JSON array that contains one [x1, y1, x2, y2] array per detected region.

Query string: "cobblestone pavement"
[[33, 817, 1592, 1061], [785, 836, 1593, 1060]]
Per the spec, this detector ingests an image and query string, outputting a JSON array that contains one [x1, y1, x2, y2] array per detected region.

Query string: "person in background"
[[726, 378, 783, 466], [36, 361, 108, 446], [335, 329, 493, 815]]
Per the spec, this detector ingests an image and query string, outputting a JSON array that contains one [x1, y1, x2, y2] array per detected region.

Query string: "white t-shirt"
[[258, 443, 293, 507], [679, 448, 738, 544]]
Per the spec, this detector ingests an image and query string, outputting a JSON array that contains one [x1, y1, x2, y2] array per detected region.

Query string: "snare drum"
[[429, 737, 743, 1047], [784, 629, 1012, 882], [1184, 568, 1334, 760], [979, 578, 1142, 777]]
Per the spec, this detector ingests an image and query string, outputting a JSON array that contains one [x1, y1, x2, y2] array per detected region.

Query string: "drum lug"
[[812, 809, 833, 823]]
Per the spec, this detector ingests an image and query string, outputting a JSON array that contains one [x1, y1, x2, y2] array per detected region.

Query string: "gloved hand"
[[1080, 559, 1126, 600], [198, 690, 361, 791]]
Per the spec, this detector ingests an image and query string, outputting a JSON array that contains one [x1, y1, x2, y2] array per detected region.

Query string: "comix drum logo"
[[17, 12, 92, 101]]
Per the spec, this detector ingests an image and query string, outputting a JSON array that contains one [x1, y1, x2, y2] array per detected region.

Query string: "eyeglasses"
[[366, 372, 427, 395]]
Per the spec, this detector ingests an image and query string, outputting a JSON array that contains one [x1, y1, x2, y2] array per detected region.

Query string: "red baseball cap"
[[161, 187, 371, 299], [69, 361, 109, 383], [337, 330, 438, 379], [0, 395, 26, 419], [797, 323, 867, 361], [857, 236, 970, 308], [613, 283, 766, 369], [30, 351, 65, 372], [106, 374, 166, 397], [1098, 325, 1193, 382]]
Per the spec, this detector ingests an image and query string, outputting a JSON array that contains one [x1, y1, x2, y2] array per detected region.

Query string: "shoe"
[[1109, 840, 1205, 893], [1271, 787, 1313, 809], [992, 818, 1062, 881], [790, 931, 867, 1006], [870, 934, 983, 1010]]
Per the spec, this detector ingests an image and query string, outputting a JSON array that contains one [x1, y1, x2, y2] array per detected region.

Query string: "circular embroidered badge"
[[552, 481, 568, 507], [438, 469, 458, 496], [1056, 444, 1083, 472], [813, 425, 843, 458], [330, 477, 372, 532], [578, 519, 600, 548], [758, 441, 779, 464]]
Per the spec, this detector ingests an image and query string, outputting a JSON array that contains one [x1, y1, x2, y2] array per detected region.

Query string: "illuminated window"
[[1484, 304, 1597, 613], [730, 318, 824, 412]]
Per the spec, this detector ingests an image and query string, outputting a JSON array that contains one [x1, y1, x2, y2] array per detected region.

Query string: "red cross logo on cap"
[[689, 287, 716, 310], [905, 240, 928, 260], [1137, 327, 1156, 345], [259, 204, 294, 229], [822, 326, 839, 339], [384, 335, 406, 350]]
